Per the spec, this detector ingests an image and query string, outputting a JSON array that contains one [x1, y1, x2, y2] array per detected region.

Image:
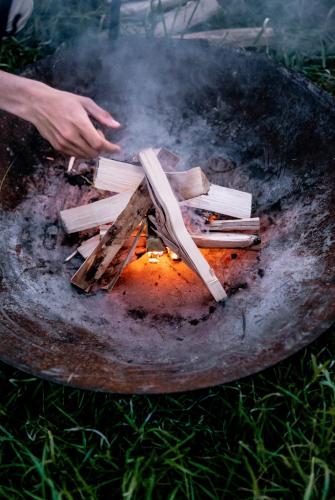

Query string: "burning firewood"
[[208, 217, 260, 232], [78, 230, 147, 260], [61, 145, 260, 302], [77, 226, 260, 259], [71, 180, 153, 291], [139, 148, 226, 302], [103, 221, 146, 292], [94, 158, 210, 200]]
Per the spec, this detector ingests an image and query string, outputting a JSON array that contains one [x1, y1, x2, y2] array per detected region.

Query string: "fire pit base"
[[0, 36, 334, 393]]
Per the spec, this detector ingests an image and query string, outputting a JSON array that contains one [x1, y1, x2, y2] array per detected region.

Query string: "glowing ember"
[[148, 251, 164, 263], [167, 247, 181, 261]]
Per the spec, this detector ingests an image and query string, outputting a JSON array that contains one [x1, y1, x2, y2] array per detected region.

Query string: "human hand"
[[27, 83, 121, 158]]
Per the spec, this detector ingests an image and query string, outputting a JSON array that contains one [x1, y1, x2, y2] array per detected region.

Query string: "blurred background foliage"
[[0, 0, 334, 93]]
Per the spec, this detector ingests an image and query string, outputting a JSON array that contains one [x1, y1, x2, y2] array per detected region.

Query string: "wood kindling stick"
[[67, 156, 76, 173], [71, 180, 153, 291], [77, 235, 101, 259], [191, 232, 261, 249], [139, 148, 226, 302], [60, 191, 132, 234], [180, 184, 252, 219], [208, 217, 260, 232], [129, 148, 180, 170], [95, 158, 210, 200], [77, 228, 260, 259]]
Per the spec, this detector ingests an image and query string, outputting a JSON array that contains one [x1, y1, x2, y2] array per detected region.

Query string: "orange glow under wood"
[[167, 247, 181, 261], [148, 251, 164, 263], [106, 249, 259, 316]]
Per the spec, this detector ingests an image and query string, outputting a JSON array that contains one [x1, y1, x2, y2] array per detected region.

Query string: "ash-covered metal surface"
[[0, 36, 334, 393]]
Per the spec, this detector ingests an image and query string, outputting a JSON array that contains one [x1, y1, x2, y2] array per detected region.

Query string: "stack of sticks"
[[61, 148, 261, 302]]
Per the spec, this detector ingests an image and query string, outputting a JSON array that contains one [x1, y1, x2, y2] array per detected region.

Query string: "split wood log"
[[174, 27, 274, 47], [60, 191, 132, 234], [154, 0, 221, 36], [168, 168, 210, 201], [71, 180, 153, 291], [104, 221, 146, 291], [78, 231, 147, 259], [129, 148, 180, 170], [95, 159, 143, 193], [95, 158, 210, 200], [99, 224, 111, 237], [156, 147, 180, 171], [191, 232, 261, 249], [139, 148, 226, 302], [77, 235, 100, 259], [100, 225, 147, 246], [77, 229, 260, 259], [208, 217, 260, 232], [180, 184, 252, 219]]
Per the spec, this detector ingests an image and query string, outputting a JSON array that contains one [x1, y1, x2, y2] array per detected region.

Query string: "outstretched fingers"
[[80, 97, 121, 129], [77, 115, 121, 156]]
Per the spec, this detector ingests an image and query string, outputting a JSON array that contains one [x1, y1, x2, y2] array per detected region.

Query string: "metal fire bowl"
[[0, 37, 334, 393]]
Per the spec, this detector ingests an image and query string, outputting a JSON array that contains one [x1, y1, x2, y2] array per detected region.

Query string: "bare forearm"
[[0, 70, 43, 121], [0, 70, 120, 158]]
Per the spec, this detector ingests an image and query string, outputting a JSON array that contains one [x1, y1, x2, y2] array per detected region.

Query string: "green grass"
[[0, 334, 334, 499], [0, 1, 334, 498]]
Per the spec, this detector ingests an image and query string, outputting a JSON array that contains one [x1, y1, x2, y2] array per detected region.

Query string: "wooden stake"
[[139, 148, 226, 302]]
